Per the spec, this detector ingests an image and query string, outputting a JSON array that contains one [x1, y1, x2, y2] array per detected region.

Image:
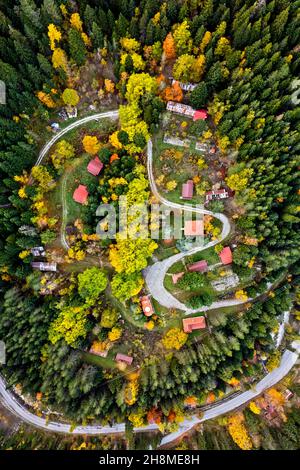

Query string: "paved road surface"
[[34, 110, 119, 250], [0, 349, 297, 445], [0, 113, 296, 448]]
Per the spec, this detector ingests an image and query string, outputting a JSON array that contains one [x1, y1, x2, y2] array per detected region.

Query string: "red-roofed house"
[[115, 353, 133, 365], [188, 260, 208, 273], [140, 295, 154, 317], [193, 109, 208, 121], [87, 156, 103, 176], [183, 316, 206, 333], [184, 220, 204, 237], [181, 180, 194, 199], [219, 246, 233, 265], [73, 185, 89, 204]]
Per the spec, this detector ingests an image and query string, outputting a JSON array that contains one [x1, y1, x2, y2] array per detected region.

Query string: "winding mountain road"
[[0, 349, 298, 443], [0, 111, 297, 448], [35, 110, 119, 250]]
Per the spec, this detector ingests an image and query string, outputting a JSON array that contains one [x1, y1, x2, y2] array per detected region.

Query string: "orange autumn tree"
[[163, 80, 183, 102], [163, 33, 176, 60], [147, 407, 162, 424]]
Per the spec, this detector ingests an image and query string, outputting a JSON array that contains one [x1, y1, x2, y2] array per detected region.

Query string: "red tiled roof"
[[183, 316, 206, 333], [182, 180, 194, 199], [188, 260, 208, 273], [219, 246, 233, 265], [184, 220, 204, 237], [87, 156, 103, 176], [140, 296, 154, 317], [73, 185, 89, 204], [115, 353, 133, 365], [193, 109, 208, 121]]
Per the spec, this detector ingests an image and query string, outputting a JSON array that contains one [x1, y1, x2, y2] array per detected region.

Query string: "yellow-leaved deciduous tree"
[[166, 180, 177, 191], [19, 250, 30, 260], [109, 238, 157, 275], [208, 95, 230, 125], [48, 305, 89, 346], [119, 103, 150, 154], [217, 135, 231, 153], [121, 52, 145, 71], [226, 168, 254, 192], [82, 135, 101, 155], [200, 31, 212, 53], [215, 37, 231, 56], [193, 54, 206, 82], [128, 410, 145, 427], [52, 48, 68, 72], [173, 20, 193, 56], [31, 166, 56, 192], [162, 328, 188, 350], [249, 401, 261, 415], [124, 378, 139, 406], [235, 290, 248, 302], [163, 33, 176, 60], [109, 131, 123, 149], [62, 88, 80, 107], [48, 24, 62, 51], [70, 13, 83, 31], [227, 413, 253, 450], [108, 326, 122, 342], [51, 140, 75, 169], [173, 53, 206, 83], [266, 350, 281, 372], [120, 37, 140, 52], [173, 54, 196, 83], [125, 73, 157, 104], [119, 102, 141, 127]]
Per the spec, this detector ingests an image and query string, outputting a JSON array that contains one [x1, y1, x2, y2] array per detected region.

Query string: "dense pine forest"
[[0, 0, 299, 448]]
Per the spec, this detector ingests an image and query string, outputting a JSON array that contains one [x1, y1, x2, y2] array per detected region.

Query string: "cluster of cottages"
[[181, 179, 232, 205], [31, 246, 58, 272], [73, 156, 104, 205], [172, 246, 233, 287], [167, 101, 208, 121]]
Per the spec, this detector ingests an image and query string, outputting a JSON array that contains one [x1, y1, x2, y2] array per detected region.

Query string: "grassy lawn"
[[154, 242, 180, 261], [63, 155, 96, 224], [49, 154, 96, 228], [185, 246, 220, 265], [152, 133, 205, 206], [81, 351, 117, 370], [168, 260, 186, 274]]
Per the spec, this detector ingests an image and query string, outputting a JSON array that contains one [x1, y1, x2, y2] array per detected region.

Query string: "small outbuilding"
[[115, 353, 133, 365], [140, 295, 154, 317], [188, 260, 208, 273], [73, 185, 89, 204], [31, 262, 57, 272], [172, 272, 185, 284], [181, 180, 194, 199], [219, 246, 233, 265], [87, 156, 103, 176]]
